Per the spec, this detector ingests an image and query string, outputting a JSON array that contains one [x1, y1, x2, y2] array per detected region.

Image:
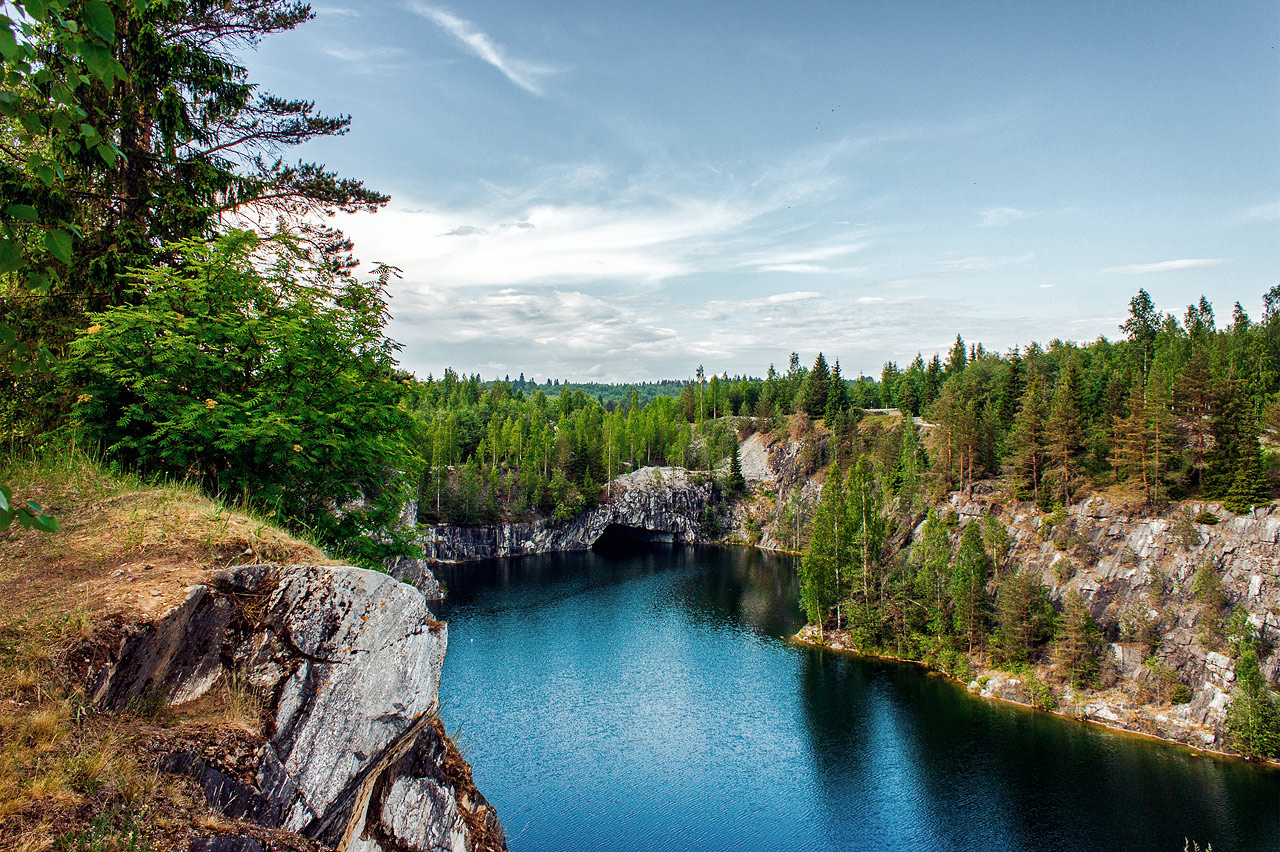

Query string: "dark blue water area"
[[435, 545, 1280, 852]]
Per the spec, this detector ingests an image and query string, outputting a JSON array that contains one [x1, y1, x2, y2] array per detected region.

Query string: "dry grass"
[[1, 450, 335, 622], [0, 450, 338, 848]]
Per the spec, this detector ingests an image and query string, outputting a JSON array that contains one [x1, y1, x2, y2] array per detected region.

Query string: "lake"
[[436, 545, 1280, 852]]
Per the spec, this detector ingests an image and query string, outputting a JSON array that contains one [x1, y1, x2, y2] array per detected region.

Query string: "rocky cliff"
[[943, 487, 1279, 752], [392, 467, 717, 584], [730, 427, 1280, 756], [84, 562, 506, 852]]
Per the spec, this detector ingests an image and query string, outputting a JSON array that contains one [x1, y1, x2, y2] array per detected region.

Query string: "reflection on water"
[[436, 545, 1280, 852]]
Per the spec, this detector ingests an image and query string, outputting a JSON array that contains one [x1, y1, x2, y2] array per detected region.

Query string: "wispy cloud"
[[978, 206, 1027, 227], [409, 3, 556, 94], [319, 43, 410, 74], [1237, 201, 1280, 222], [934, 252, 1035, 271], [1101, 258, 1227, 274]]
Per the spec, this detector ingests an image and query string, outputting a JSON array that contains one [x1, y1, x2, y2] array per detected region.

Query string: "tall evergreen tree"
[[1177, 348, 1215, 490], [1044, 357, 1085, 505], [992, 571, 1055, 664], [800, 467, 844, 632], [1226, 646, 1280, 759], [802, 353, 831, 418], [946, 334, 968, 377], [951, 521, 990, 653], [1053, 591, 1102, 688], [1009, 368, 1050, 504]]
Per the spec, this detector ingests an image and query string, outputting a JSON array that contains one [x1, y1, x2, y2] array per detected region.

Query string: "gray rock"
[[90, 561, 503, 851], [419, 466, 717, 563], [254, 566, 447, 843], [90, 584, 232, 710]]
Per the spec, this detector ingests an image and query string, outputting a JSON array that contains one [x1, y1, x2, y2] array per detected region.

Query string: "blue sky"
[[242, 1, 1280, 382]]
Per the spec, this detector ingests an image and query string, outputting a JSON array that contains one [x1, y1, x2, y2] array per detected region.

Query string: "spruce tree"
[[727, 442, 746, 494], [1205, 378, 1250, 498], [992, 571, 1055, 664], [1053, 591, 1101, 688], [1226, 646, 1280, 759], [800, 468, 843, 632], [1224, 438, 1270, 514], [1178, 348, 1215, 489], [946, 334, 968, 377], [1009, 368, 1050, 504], [1045, 358, 1085, 506], [825, 359, 849, 421], [952, 521, 990, 654], [803, 353, 831, 418]]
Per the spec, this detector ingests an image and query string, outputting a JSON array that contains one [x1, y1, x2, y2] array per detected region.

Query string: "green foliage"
[[799, 468, 844, 628], [0, 482, 59, 532], [1225, 647, 1280, 759], [951, 522, 991, 653], [1054, 591, 1102, 688], [1194, 509, 1220, 525], [1192, 563, 1228, 648], [727, 442, 746, 493], [992, 571, 1055, 664], [1027, 674, 1057, 711], [62, 231, 417, 562]]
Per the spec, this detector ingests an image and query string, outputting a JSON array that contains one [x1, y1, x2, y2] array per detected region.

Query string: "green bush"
[[63, 232, 419, 563]]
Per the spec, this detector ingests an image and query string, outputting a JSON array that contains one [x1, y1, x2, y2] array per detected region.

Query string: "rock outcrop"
[[86, 563, 506, 852], [402, 467, 717, 573], [943, 489, 1280, 749]]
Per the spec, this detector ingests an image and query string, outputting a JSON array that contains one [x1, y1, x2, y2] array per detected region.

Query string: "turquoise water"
[[436, 545, 1280, 852]]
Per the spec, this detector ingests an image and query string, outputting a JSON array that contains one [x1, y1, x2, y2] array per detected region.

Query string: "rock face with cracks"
[[407, 466, 717, 568], [87, 563, 506, 852]]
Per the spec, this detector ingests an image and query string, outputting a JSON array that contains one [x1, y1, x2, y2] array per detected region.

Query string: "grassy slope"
[[0, 452, 335, 850]]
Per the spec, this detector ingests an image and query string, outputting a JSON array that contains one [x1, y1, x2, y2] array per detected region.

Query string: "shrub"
[[63, 232, 419, 563]]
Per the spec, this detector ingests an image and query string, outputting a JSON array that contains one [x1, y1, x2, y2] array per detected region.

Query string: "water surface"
[[437, 545, 1280, 852]]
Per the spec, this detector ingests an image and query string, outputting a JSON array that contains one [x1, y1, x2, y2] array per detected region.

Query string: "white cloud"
[[934, 252, 1035, 271], [1237, 201, 1280, 222], [1101, 258, 1227, 274], [409, 3, 556, 94], [978, 206, 1027, 227], [319, 43, 410, 73]]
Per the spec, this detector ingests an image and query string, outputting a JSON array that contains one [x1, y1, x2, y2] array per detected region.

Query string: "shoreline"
[[793, 625, 1280, 770]]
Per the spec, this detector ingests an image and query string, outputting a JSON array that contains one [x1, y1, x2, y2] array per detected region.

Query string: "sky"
[[240, 1, 1280, 382]]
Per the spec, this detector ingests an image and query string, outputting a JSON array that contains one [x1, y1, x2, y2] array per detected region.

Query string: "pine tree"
[[1113, 370, 1150, 500], [1009, 368, 1050, 504], [727, 442, 746, 493], [952, 522, 990, 654], [800, 468, 844, 632], [1225, 646, 1280, 759], [1053, 591, 1101, 688], [1044, 358, 1085, 506], [992, 571, 1055, 664], [803, 353, 831, 418], [1178, 348, 1215, 489]]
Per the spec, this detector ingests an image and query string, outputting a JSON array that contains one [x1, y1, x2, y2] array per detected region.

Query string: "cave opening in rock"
[[591, 523, 677, 552]]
